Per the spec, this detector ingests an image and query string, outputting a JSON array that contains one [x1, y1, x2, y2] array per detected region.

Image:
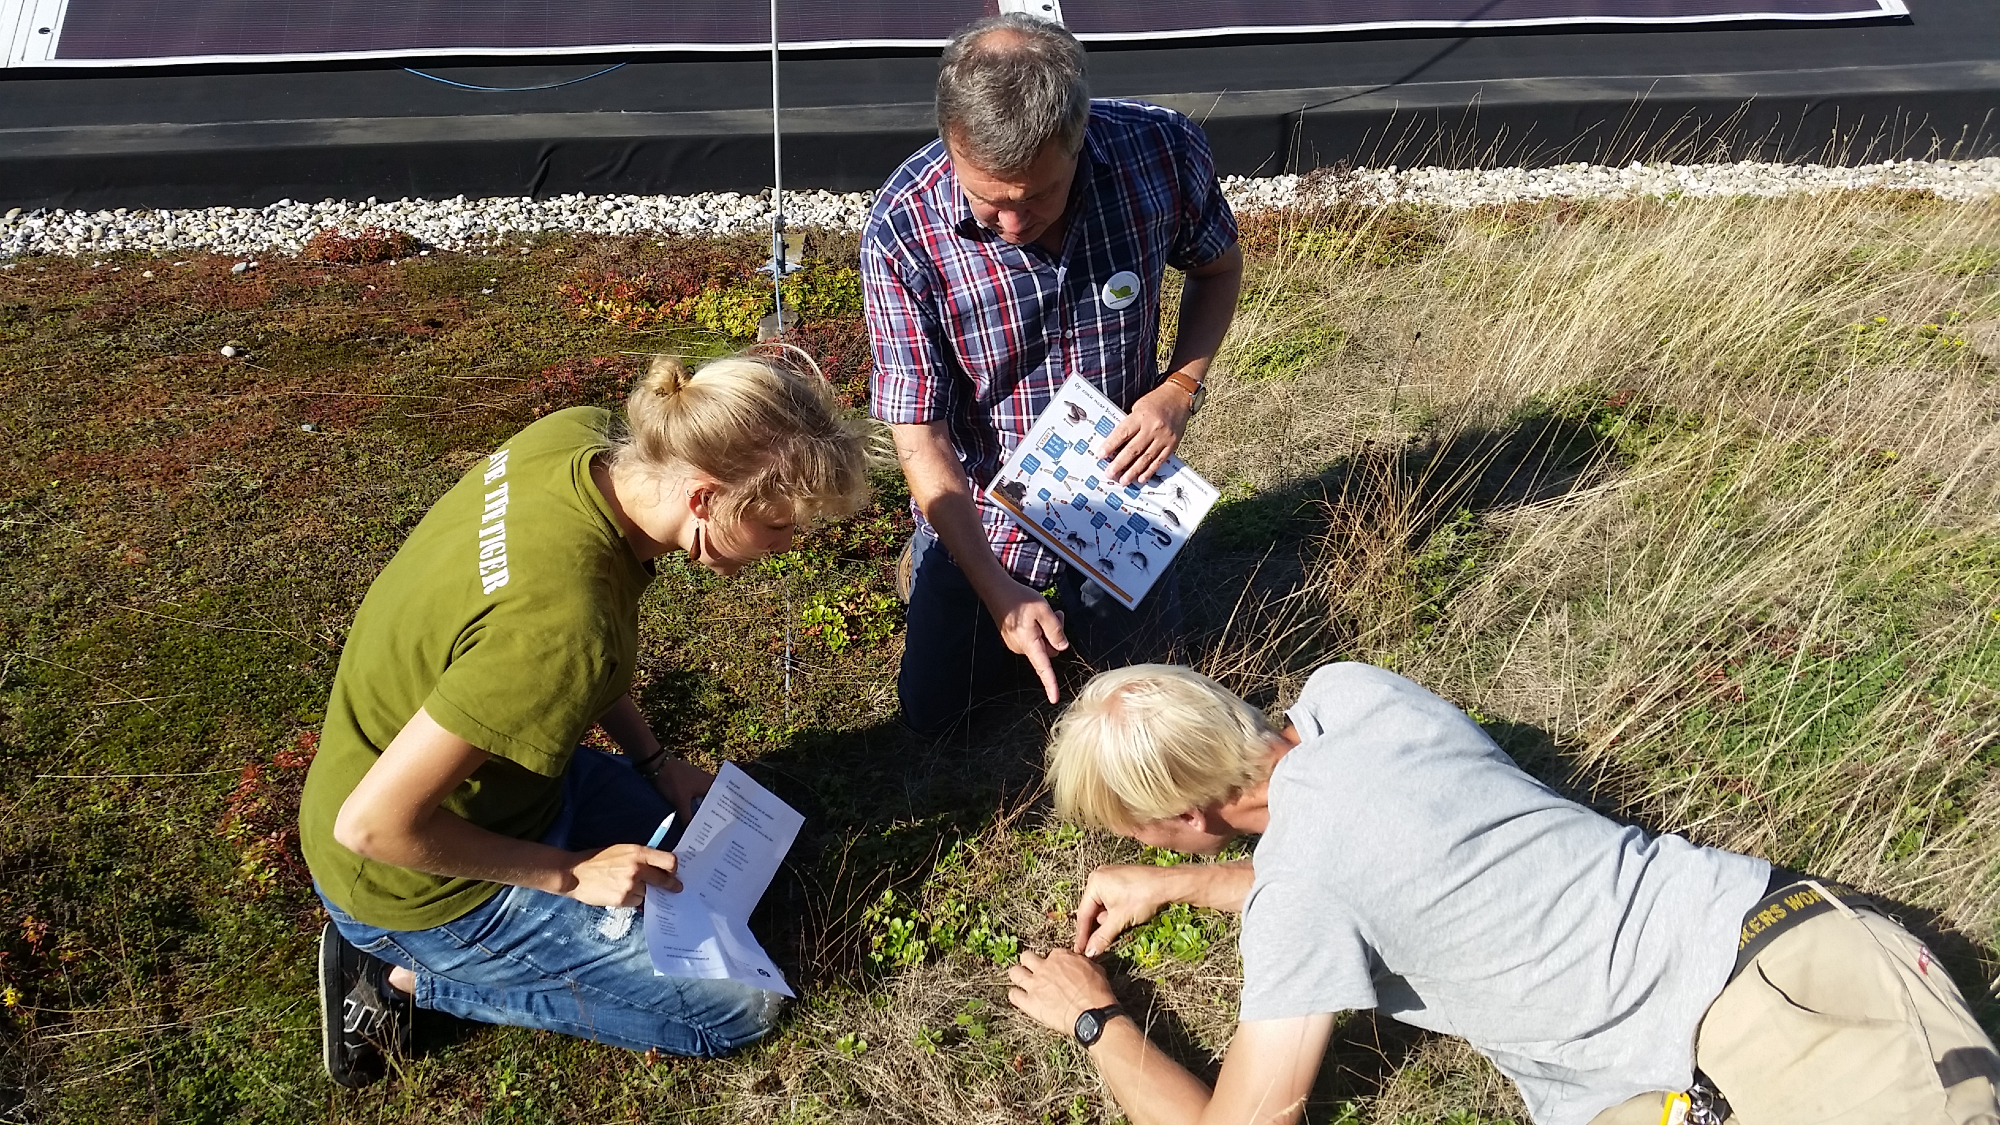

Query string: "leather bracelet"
[[1162, 369, 1205, 415], [632, 750, 669, 780]]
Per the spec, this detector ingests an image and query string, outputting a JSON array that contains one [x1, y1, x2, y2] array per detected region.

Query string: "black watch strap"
[[1073, 1003, 1126, 1048]]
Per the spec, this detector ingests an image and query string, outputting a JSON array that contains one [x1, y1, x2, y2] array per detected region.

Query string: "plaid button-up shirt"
[[862, 99, 1238, 586]]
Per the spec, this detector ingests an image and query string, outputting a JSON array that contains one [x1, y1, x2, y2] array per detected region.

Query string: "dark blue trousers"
[[896, 527, 1183, 734]]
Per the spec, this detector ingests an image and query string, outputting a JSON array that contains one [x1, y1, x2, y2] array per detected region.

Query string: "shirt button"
[[1063, 329, 1076, 340]]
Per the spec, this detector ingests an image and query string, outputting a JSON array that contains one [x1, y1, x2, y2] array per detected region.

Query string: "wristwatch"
[[1163, 369, 1206, 416], [1073, 1003, 1126, 1048]]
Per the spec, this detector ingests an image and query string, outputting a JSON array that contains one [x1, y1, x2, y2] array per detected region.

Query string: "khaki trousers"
[[1591, 904, 2000, 1125]]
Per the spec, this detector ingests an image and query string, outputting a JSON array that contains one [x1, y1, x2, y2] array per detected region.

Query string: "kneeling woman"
[[299, 351, 870, 1086]]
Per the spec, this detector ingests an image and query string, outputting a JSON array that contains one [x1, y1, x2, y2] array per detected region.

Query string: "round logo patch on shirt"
[[1100, 271, 1141, 310]]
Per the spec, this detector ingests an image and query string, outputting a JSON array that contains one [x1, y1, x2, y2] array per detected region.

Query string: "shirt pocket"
[[1068, 277, 1159, 409]]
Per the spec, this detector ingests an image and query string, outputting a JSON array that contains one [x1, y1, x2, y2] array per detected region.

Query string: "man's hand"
[[564, 844, 682, 908], [1100, 379, 1194, 486], [1075, 860, 1257, 956], [1074, 864, 1177, 956], [891, 420, 1074, 703], [1007, 947, 1118, 1035], [990, 581, 1070, 703], [649, 756, 715, 825]]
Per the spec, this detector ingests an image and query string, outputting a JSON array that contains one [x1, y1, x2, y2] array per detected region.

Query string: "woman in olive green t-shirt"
[[299, 351, 870, 1088]]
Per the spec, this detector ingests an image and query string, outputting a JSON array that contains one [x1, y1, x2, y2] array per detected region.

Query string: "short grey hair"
[[935, 14, 1090, 175]]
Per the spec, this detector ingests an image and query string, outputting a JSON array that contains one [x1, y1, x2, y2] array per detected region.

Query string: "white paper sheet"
[[643, 761, 803, 996], [985, 375, 1220, 610]]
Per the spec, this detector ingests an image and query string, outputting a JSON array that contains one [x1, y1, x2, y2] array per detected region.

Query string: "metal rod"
[[769, 0, 786, 335]]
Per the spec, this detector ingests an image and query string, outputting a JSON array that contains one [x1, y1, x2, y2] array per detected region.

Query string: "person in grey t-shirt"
[[1008, 662, 2000, 1125]]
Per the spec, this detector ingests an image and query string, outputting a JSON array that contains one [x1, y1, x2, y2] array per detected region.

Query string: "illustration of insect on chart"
[[986, 375, 1219, 610]]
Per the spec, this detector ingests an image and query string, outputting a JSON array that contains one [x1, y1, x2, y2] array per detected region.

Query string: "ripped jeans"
[[316, 749, 784, 1057]]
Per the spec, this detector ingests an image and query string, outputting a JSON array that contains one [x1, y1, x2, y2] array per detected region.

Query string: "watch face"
[[1190, 381, 1207, 415], [1074, 1010, 1103, 1045]]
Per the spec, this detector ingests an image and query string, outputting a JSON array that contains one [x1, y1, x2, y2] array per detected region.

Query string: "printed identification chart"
[[986, 376, 1219, 610]]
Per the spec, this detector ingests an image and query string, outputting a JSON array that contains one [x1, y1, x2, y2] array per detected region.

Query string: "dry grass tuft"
[[1158, 190, 2000, 1119]]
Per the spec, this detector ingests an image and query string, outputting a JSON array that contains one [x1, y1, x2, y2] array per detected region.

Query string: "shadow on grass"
[[1108, 972, 1226, 1087], [744, 696, 1060, 987], [1179, 398, 1632, 696]]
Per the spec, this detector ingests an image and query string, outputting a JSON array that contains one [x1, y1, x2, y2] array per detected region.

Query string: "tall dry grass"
[[1171, 189, 1996, 1121], [762, 190, 2000, 1125], [1195, 190, 2000, 931]]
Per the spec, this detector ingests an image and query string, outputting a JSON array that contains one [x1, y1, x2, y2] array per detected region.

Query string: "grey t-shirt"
[[1238, 664, 1768, 1125]]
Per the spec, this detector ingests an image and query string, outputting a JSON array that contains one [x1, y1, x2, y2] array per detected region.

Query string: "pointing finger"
[[1026, 643, 1061, 704]]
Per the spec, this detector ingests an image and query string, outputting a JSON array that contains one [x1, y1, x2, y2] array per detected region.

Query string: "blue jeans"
[[318, 749, 784, 1057], [898, 526, 1184, 733]]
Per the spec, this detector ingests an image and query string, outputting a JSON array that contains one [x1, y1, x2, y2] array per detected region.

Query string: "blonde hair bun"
[[614, 348, 873, 533], [641, 355, 692, 397]]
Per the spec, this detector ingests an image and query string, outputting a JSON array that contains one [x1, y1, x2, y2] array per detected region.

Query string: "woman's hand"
[[599, 694, 713, 824], [564, 843, 682, 907], [649, 757, 715, 824]]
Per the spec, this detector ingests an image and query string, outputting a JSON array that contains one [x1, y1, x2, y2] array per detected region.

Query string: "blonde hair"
[[1047, 664, 1278, 831], [613, 348, 872, 532]]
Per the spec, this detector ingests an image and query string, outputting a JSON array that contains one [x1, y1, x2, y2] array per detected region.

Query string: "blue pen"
[[645, 813, 676, 849], [645, 796, 702, 851]]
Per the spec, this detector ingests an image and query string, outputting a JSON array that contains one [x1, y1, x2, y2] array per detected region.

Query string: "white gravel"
[[2, 157, 1995, 261]]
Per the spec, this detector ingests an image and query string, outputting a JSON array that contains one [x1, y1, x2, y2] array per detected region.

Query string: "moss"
[[1233, 323, 1348, 381]]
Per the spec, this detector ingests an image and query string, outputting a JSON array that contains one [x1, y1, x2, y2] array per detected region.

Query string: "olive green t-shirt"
[[299, 407, 654, 931]]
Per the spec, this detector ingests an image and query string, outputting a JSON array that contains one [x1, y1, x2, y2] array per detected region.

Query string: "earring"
[[692, 518, 706, 562]]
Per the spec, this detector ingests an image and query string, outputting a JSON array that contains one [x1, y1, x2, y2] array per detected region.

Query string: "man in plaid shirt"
[[862, 13, 1243, 733]]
